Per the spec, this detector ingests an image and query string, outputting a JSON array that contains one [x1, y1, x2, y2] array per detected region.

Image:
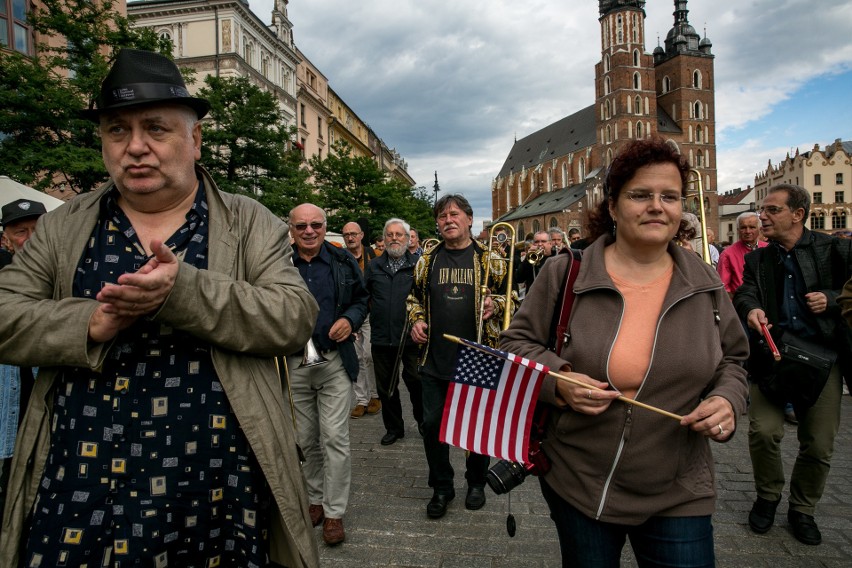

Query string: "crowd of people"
[[0, 49, 850, 567]]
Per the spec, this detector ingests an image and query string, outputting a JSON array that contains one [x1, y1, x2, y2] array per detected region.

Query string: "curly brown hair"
[[586, 138, 691, 241]]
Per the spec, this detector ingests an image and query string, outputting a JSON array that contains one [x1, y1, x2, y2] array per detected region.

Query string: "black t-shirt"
[[424, 243, 478, 379]]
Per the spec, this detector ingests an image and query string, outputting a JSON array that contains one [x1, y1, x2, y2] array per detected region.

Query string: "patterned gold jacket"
[[406, 239, 517, 365]]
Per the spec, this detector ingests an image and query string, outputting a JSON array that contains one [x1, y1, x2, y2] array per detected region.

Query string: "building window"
[[318, 117, 323, 138], [604, 76, 611, 95], [300, 103, 306, 126], [814, 173, 821, 185], [616, 15, 623, 43], [633, 49, 640, 66], [562, 163, 568, 187], [836, 191, 844, 203], [814, 192, 823, 204], [636, 121, 643, 139], [578, 158, 585, 181], [300, 138, 306, 156], [810, 213, 825, 230], [632, 14, 639, 43], [604, 54, 610, 72], [635, 95, 641, 115], [693, 101, 703, 119], [518, 222, 525, 239], [693, 70, 702, 88], [833, 211, 847, 229], [550, 217, 559, 228], [633, 72, 641, 90], [604, 99, 611, 119], [1, 0, 31, 54], [662, 76, 671, 93], [837, 173, 844, 185]]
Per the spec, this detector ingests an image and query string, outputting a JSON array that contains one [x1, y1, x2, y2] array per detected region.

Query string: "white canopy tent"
[[0, 176, 65, 211]]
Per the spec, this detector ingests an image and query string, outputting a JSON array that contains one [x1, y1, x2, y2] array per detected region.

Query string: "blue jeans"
[[540, 478, 715, 568]]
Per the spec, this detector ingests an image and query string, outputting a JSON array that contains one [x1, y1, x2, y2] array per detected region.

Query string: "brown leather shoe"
[[350, 405, 366, 418], [322, 517, 345, 545], [309, 504, 324, 527], [366, 398, 382, 414]]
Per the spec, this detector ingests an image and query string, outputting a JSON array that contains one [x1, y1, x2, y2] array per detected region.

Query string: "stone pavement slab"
[[318, 385, 852, 566]]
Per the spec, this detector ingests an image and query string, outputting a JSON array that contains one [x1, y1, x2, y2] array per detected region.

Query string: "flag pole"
[[443, 334, 683, 421]]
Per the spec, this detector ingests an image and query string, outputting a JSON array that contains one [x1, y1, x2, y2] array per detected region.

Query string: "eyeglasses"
[[624, 191, 684, 206], [292, 221, 325, 232], [757, 205, 789, 216], [385, 231, 407, 240], [342, 232, 362, 238]]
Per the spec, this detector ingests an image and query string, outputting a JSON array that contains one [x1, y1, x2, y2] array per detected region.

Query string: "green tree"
[[0, 0, 168, 193], [197, 75, 311, 218], [309, 140, 432, 234]]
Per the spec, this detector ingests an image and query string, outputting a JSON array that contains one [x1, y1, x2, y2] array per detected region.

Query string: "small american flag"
[[440, 339, 549, 464]]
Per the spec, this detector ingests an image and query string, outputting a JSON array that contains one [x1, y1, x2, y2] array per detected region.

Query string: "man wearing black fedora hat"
[[0, 197, 45, 532], [0, 49, 321, 567]]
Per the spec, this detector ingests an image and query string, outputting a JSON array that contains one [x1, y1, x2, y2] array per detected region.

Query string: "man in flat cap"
[[0, 49, 321, 567], [0, 197, 46, 530]]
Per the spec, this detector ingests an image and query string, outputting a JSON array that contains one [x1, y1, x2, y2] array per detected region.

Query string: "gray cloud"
[[253, 0, 852, 230]]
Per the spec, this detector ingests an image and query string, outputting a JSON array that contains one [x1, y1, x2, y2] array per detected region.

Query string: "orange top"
[[607, 265, 673, 399]]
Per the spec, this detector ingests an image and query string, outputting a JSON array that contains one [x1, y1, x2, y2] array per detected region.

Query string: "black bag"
[[757, 331, 837, 411]]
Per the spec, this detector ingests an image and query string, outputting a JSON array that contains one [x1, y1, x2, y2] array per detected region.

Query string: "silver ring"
[[587, 389, 593, 400], [717, 424, 724, 436]]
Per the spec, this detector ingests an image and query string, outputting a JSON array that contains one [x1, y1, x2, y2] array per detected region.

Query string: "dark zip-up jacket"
[[365, 250, 418, 346], [296, 241, 369, 381]]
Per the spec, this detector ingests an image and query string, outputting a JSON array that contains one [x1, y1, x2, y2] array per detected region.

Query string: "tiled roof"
[[497, 106, 597, 178], [496, 177, 597, 222]]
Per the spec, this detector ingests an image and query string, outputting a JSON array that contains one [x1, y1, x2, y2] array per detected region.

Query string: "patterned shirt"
[[25, 181, 271, 568]]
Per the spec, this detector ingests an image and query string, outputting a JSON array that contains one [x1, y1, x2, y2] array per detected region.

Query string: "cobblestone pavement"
[[316, 385, 852, 567]]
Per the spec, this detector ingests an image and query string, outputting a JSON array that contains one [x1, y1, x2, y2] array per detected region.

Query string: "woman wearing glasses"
[[501, 138, 749, 567]]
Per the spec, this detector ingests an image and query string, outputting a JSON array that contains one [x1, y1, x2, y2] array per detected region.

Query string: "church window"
[[633, 49, 640, 67], [693, 70, 702, 88], [636, 121, 643, 139], [662, 76, 671, 93], [606, 125, 612, 144], [605, 76, 611, 95], [562, 163, 568, 187], [695, 127, 702, 143], [578, 158, 586, 181], [617, 15, 623, 44], [604, 54, 610, 72], [632, 14, 639, 43], [635, 95, 641, 115], [694, 101, 703, 119], [633, 72, 641, 90], [604, 99, 611, 119]]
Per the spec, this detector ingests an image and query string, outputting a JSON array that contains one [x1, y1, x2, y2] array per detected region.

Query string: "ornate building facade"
[[492, 0, 717, 239], [754, 139, 852, 235], [128, 0, 299, 125]]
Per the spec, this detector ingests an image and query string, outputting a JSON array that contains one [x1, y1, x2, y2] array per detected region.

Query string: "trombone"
[[477, 222, 516, 343], [686, 168, 712, 265], [422, 238, 441, 254]]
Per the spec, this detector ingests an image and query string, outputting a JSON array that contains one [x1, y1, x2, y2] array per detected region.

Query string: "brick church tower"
[[594, 0, 717, 227], [492, 0, 718, 234]]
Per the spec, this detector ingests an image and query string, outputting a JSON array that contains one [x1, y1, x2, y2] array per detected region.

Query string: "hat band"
[[100, 82, 192, 108]]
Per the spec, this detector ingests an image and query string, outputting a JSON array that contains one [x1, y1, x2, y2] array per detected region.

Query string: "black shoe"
[[748, 496, 781, 534], [380, 431, 403, 446], [465, 486, 486, 510], [426, 491, 455, 519], [788, 510, 821, 545]]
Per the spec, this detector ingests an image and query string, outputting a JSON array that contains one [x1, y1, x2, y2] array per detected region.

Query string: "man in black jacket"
[[734, 183, 852, 546], [287, 203, 369, 545], [365, 218, 423, 446]]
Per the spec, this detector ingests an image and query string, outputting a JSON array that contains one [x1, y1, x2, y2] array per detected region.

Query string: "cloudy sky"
[[253, 0, 852, 233]]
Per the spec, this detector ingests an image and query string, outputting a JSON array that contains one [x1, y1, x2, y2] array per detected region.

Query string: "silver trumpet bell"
[[300, 338, 329, 368]]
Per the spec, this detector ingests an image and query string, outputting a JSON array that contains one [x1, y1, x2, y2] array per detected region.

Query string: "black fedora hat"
[[80, 49, 210, 122]]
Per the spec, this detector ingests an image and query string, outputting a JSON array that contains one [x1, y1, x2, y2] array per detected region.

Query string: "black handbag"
[[758, 331, 837, 411]]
